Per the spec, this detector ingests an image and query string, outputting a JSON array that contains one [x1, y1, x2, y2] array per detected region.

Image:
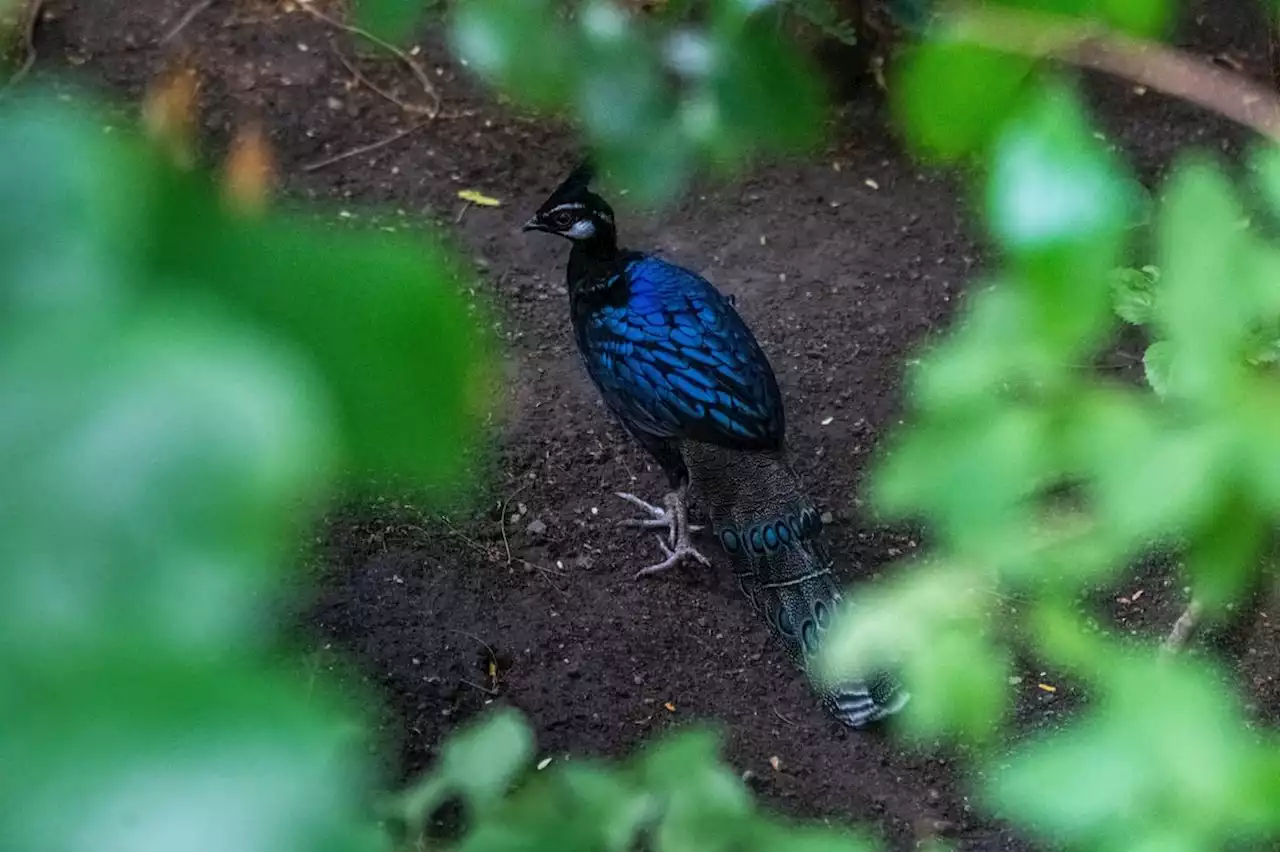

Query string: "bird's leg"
[[614, 484, 711, 579]]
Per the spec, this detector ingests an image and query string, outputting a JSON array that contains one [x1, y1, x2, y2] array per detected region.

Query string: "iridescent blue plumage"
[[576, 255, 783, 461], [524, 162, 908, 730]]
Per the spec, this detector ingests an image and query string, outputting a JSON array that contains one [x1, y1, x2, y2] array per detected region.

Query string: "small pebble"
[[526, 519, 547, 536]]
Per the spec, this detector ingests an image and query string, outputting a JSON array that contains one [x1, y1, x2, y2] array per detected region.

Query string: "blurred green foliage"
[[448, 0, 824, 204], [10, 0, 1280, 851]]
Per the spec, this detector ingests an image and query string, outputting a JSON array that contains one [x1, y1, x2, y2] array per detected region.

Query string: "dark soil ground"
[[33, 0, 1280, 848]]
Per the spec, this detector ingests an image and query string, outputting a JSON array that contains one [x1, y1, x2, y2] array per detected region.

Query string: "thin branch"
[[1161, 598, 1203, 655], [301, 120, 426, 171], [948, 4, 1280, 142], [160, 0, 215, 45], [2, 0, 46, 94], [297, 0, 439, 116]]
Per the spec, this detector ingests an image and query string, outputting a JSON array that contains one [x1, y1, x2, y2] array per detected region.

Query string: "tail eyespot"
[[801, 620, 819, 655], [777, 520, 792, 545], [814, 599, 830, 629], [776, 606, 796, 637], [720, 528, 742, 553]]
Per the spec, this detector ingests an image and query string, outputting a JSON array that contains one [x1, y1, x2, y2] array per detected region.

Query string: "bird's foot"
[[614, 489, 709, 578], [634, 534, 713, 579], [614, 491, 704, 546]]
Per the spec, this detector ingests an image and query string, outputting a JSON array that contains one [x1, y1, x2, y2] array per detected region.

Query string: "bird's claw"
[[633, 534, 712, 579], [614, 491, 704, 545]]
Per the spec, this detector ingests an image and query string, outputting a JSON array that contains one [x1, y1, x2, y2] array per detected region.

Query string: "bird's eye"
[[551, 210, 576, 228]]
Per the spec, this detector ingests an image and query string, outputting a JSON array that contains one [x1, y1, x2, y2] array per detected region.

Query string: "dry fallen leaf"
[[143, 58, 200, 168], [458, 189, 501, 207], [223, 122, 275, 215]]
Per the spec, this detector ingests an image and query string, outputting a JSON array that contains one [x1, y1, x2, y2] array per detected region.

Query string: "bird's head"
[[522, 160, 616, 246]]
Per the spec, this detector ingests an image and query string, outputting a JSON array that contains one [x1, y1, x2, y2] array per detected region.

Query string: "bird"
[[522, 161, 908, 728]]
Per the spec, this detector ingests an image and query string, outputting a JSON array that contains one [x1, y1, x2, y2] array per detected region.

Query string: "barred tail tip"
[[828, 678, 910, 729]]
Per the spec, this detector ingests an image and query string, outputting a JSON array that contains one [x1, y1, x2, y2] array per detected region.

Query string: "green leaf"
[[350, 0, 429, 46], [1142, 340, 1172, 397], [986, 83, 1134, 352], [820, 566, 1008, 743], [2, 658, 378, 852], [1153, 161, 1253, 401], [1075, 388, 1224, 543], [1097, 0, 1172, 38], [450, 0, 576, 108], [985, 654, 1280, 850], [0, 93, 149, 331], [1185, 496, 1267, 610], [141, 180, 490, 490], [893, 41, 1033, 162], [438, 708, 535, 807], [0, 301, 334, 661], [709, 14, 824, 160], [636, 728, 754, 852], [1109, 265, 1159, 325]]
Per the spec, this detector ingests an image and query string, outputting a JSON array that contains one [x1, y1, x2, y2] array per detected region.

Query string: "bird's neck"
[[567, 228, 622, 292]]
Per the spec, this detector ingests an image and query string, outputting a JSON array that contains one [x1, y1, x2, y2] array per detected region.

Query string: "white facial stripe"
[[549, 202, 587, 214]]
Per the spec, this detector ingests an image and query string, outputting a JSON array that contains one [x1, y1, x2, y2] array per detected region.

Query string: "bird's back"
[[571, 252, 784, 455]]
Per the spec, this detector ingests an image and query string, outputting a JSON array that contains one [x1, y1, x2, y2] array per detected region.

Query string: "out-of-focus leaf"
[[141, 175, 490, 489], [1097, 0, 1172, 38], [1185, 497, 1266, 609], [438, 708, 535, 807], [821, 566, 1007, 742], [350, 0, 429, 46], [0, 307, 334, 658], [1143, 340, 1173, 397], [985, 654, 1280, 850], [1074, 388, 1222, 543], [709, 14, 824, 160], [872, 403, 1046, 552], [450, 0, 576, 108], [0, 95, 148, 329], [893, 41, 1033, 162], [986, 84, 1133, 352], [1153, 162, 1251, 401], [637, 728, 754, 852], [1, 658, 378, 852]]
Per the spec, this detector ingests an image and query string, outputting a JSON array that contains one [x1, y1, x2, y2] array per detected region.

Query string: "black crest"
[[542, 158, 596, 209]]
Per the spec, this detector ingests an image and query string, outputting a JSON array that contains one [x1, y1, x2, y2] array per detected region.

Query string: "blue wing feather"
[[577, 254, 784, 452]]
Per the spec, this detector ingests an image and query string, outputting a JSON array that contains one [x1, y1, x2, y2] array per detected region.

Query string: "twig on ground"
[[771, 707, 798, 726], [1161, 598, 1203, 655], [160, 0, 215, 45], [297, 0, 440, 116], [459, 678, 499, 696], [301, 120, 426, 171], [444, 627, 498, 662], [499, 478, 535, 566], [334, 49, 429, 114], [948, 4, 1280, 142], [3, 0, 47, 93]]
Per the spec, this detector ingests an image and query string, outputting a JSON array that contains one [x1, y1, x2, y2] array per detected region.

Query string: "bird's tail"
[[681, 442, 908, 728]]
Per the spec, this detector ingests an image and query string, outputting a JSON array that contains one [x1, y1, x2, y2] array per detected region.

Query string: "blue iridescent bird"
[[523, 162, 908, 728]]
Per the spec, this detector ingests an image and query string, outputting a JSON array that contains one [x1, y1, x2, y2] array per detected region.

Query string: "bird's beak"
[[521, 216, 542, 233]]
